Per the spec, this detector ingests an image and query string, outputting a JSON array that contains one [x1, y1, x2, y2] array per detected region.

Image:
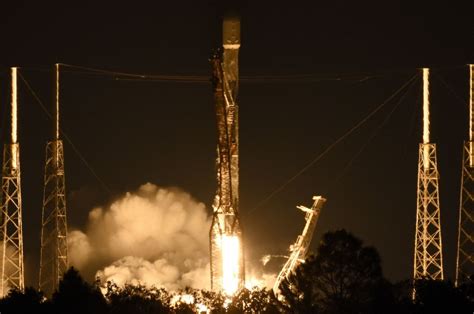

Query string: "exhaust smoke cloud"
[[68, 183, 211, 291]]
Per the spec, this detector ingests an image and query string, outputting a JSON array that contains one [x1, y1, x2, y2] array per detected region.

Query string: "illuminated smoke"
[[245, 263, 276, 291], [96, 256, 209, 291], [68, 183, 211, 291]]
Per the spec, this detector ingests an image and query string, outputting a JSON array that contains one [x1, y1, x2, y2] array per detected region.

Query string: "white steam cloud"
[[68, 183, 211, 291]]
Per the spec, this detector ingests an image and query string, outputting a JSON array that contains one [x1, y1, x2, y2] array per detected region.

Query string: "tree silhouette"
[[0, 287, 45, 314], [51, 267, 107, 314], [279, 229, 389, 314], [227, 287, 281, 313], [414, 279, 473, 313], [106, 281, 171, 314]]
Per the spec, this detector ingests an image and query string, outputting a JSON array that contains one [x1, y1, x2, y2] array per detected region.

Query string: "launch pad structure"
[[273, 196, 326, 295], [209, 15, 245, 295], [39, 64, 69, 297]]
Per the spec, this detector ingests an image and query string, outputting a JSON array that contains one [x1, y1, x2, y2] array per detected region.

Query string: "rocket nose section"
[[223, 15, 240, 49]]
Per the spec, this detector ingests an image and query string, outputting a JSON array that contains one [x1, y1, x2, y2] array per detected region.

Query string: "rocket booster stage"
[[209, 15, 245, 295]]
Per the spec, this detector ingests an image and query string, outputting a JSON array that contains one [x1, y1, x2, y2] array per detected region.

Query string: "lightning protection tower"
[[39, 64, 69, 297], [1, 67, 24, 295], [413, 68, 444, 288], [456, 64, 474, 286]]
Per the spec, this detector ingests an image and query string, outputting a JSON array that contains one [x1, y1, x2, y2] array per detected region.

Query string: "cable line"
[[57, 63, 384, 83], [246, 74, 418, 216], [18, 71, 112, 195], [325, 75, 419, 196]]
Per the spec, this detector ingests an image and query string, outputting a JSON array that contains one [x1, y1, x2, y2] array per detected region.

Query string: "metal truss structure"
[[273, 196, 326, 295], [39, 64, 69, 296], [39, 140, 68, 296], [413, 69, 444, 301], [456, 142, 474, 285], [1, 68, 24, 295], [413, 143, 444, 281], [456, 65, 474, 286]]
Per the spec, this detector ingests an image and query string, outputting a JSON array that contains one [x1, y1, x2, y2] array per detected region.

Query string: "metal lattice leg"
[[39, 140, 68, 297]]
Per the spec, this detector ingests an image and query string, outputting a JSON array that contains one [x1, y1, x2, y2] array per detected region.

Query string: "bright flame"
[[170, 294, 209, 313], [196, 303, 210, 313], [245, 276, 263, 290], [221, 235, 240, 296]]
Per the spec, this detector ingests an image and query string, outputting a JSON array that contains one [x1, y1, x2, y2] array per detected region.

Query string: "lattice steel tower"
[[1, 67, 24, 295], [209, 15, 245, 295], [456, 64, 474, 286], [39, 64, 69, 296], [413, 68, 444, 284]]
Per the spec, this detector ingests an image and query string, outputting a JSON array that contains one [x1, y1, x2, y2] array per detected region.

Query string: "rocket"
[[209, 15, 245, 295]]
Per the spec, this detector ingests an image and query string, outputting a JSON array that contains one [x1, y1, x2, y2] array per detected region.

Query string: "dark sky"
[[0, 0, 473, 287]]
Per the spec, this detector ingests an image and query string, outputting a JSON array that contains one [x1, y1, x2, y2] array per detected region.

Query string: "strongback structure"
[[456, 64, 474, 286], [273, 196, 326, 295], [39, 64, 69, 296], [413, 68, 444, 285], [1, 67, 24, 295], [209, 15, 245, 295]]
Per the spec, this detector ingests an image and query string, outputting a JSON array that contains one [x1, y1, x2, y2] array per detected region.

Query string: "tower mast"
[[1, 67, 24, 295], [456, 64, 474, 286], [39, 64, 69, 296], [209, 15, 245, 295], [413, 68, 444, 290]]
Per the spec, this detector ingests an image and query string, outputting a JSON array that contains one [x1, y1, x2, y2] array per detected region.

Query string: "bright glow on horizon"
[[221, 235, 240, 296]]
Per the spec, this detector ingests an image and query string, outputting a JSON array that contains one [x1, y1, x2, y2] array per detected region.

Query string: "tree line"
[[1, 229, 473, 313]]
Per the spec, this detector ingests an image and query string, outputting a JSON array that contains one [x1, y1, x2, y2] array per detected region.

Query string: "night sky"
[[0, 0, 473, 287]]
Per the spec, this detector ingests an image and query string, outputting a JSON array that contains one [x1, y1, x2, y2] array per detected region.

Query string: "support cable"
[[325, 75, 419, 196], [247, 74, 418, 215], [18, 72, 112, 195], [434, 73, 468, 107], [56, 63, 382, 83]]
